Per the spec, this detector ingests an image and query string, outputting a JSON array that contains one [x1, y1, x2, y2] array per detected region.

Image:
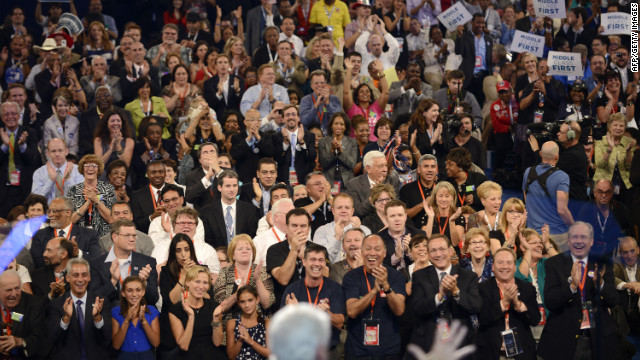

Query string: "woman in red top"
[[164, 0, 187, 28]]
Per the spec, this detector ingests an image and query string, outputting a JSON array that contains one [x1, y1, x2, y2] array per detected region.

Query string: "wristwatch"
[[384, 287, 393, 295], [567, 276, 573, 284]]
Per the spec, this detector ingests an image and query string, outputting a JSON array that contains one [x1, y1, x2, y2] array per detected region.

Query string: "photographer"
[[432, 70, 483, 130], [448, 113, 486, 170], [529, 121, 589, 202]]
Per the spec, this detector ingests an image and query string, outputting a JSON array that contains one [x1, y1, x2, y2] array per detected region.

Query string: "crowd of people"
[[0, 0, 639, 359]]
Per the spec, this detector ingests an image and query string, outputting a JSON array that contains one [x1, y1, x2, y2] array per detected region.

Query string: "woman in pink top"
[[343, 58, 389, 141]]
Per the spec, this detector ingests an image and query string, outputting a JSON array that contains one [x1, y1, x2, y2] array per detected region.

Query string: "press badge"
[[327, 25, 334, 33], [363, 319, 380, 346], [9, 170, 20, 186], [10, 312, 23, 322], [475, 56, 482, 68], [533, 110, 543, 123], [580, 301, 595, 329], [465, 185, 475, 192], [331, 181, 341, 195], [537, 305, 546, 325], [289, 167, 299, 186], [436, 318, 450, 340], [501, 327, 524, 357]]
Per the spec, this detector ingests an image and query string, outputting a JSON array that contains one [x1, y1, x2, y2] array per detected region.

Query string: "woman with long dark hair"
[[409, 98, 449, 175], [93, 108, 135, 168]]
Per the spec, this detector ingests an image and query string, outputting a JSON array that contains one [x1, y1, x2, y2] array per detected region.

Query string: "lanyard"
[[2, 309, 11, 335], [234, 265, 253, 286], [498, 285, 510, 329], [149, 184, 161, 209], [484, 212, 500, 231], [363, 267, 377, 316], [87, 201, 94, 224], [54, 164, 69, 195], [417, 181, 434, 201], [596, 210, 608, 236], [272, 227, 283, 242], [54, 224, 73, 239], [357, 104, 372, 119], [311, 94, 326, 123], [140, 99, 152, 116], [324, 4, 337, 22], [436, 216, 449, 235], [267, 46, 277, 63], [457, 192, 466, 207], [304, 278, 324, 306], [118, 263, 132, 287]]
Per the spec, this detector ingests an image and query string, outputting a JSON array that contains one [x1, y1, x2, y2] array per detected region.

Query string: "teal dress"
[[515, 257, 549, 318]]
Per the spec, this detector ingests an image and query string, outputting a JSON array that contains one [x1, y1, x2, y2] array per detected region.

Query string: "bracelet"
[[211, 321, 221, 327]]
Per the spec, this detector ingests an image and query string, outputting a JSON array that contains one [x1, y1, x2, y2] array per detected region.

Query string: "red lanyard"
[[305, 278, 324, 306], [363, 267, 377, 315], [2, 309, 11, 335], [272, 227, 283, 242], [357, 104, 371, 119], [311, 94, 325, 124], [234, 265, 253, 286], [118, 263, 132, 287], [578, 261, 588, 299], [87, 201, 94, 224], [54, 164, 68, 194], [498, 285, 510, 328], [417, 181, 434, 201], [54, 224, 73, 239], [436, 216, 450, 235], [457, 173, 468, 205]]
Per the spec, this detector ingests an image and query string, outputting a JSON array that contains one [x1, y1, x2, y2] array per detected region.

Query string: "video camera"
[[526, 121, 562, 143]]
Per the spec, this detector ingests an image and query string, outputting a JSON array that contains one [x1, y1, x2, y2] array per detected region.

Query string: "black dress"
[[169, 298, 227, 359]]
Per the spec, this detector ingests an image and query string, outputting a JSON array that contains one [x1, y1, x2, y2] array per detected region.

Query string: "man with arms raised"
[[273, 104, 316, 186], [239, 158, 278, 217], [294, 172, 334, 235], [184, 142, 223, 210]]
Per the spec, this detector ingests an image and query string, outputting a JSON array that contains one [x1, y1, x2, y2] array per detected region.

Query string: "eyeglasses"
[[175, 221, 197, 226], [47, 208, 69, 214], [506, 210, 523, 214], [83, 164, 99, 169], [308, 182, 325, 187], [376, 198, 391, 204], [117, 233, 138, 239], [594, 189, 612, 195]]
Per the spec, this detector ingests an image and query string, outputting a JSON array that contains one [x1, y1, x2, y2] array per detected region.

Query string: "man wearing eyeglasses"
[[30, 197, 101, 269], [146, 24, 191, 81], [89, 219, 159, 307], [98, 201, 154, 257], [576, 179, 632, 257], [346, 150, 400, 219]]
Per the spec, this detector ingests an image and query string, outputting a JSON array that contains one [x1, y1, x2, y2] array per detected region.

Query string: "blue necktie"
[[76, 300, 86, 359], [225, 206, 234, 243]]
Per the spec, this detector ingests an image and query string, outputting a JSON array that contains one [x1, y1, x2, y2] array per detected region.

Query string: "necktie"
[[8, 132, 15, 175], [578, 260, 585, 277], [290, 132, 297, 167], [55, 169, 63, 197], [157, 190, 164, 206], [440, 271, 446, 284], [59, 229, 65, 238], [76, 300, 86, 359], [225, 206, 234, 243]]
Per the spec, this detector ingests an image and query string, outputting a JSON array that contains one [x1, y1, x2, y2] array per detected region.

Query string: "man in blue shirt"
[[522, 141, 574, 252], [31, 138, 84, 204], [240, 64, 290, 118]]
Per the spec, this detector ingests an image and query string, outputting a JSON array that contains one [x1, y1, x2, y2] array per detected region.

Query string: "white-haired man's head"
[[268, 303, 331, 360]]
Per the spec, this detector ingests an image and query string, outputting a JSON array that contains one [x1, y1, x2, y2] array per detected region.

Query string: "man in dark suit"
[[130, 160, 166, 233], [203, 54, 244, 125], [78, 89, 133, 156], [0, 270, 50, 359], [379, 200, 425, 269], [346, 150, 400, 218], [455, 13, 494, 105], [230, 109, 276, 183], [110, 41, 161, 103], [30, 237, 75, 301], [614, 236, 640, 349], [89, 219, 159, 306], [30, 197, 101, 269], [239, 158, 278, 217], [245, 1, 281, 57], [130, 122, 178, 189], [201, 170, 259, 248], [47, 258, 111, 360], [410, 234, 482, 356], [399, 154, 439, 228], [515, 0, 544, 35], [538, 222, 620, 360], [476, 249, 540, 360], [184, 142, 224, 210], [34, 53, 68, 122], [0, 101, 41, 218], [272, 105, 316, 185], [179, 11, 215, 47]]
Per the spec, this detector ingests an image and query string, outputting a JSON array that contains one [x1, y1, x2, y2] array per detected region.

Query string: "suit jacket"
[[230, 129, 275, 183], [515, 16, 535, 34], [98, 230, 155, 257], [379, 226, 426, 268], [130, 139, 178, 190], [78, 106, 134, 156], [455, 31, 494, 88], [345, 174, 401, 218], [124, 96, 172, 138], [184, 167, 220, 210], [272, 131, 316, 185], [410, 265, 482, 352], [239, 182, 269, 217], [388, 80, 434, 121], [111, 63, 162, 105], [555, 26, 596, 51], [201, 199, 259, 248], [1, 293, 50, 359], [0, 125, 41, 218], [30, 226, 101, 269], [80, 75, 123, 106], [34, 69, 68, 121], [30, 266, 70, 301], [89, 252, 159, 306], [538, 252, 619, 360], [179, 30, 215, 46], [476, 277, 540, 360], [613, 260, 640, 326], [203, 74, 244, 121], [318, 135, 357, 187], [47, 291, 112, 360], [130, 184, 162, 233], [245, 5, 281, 57]]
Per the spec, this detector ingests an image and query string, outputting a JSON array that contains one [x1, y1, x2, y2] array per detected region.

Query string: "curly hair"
[[446, 148, 473, 172], [94, 108, 133, 143]]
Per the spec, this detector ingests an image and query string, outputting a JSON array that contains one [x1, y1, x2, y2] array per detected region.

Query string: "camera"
[[526, 121, 562, 143]]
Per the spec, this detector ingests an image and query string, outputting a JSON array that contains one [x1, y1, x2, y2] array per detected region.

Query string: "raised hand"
[[138, 264, 153, 282], [92, 297, 104, 320], [62, 297, 74, 321]]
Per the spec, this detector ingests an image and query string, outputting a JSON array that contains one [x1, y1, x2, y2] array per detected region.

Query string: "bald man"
[[523, 141, 574, 251], [31, 138, 84, 203]]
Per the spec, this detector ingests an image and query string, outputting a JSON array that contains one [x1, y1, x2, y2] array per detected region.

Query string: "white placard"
[[533, 0, 566, 18], [437, 2, 473, 31], [547, 51, 583, 77], [601, 12, 631, 35], [509, 30, 545, 57]]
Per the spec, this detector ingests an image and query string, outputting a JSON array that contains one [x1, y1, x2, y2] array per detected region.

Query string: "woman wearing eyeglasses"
[[497, 198, 527, 253], [66, 154, 116, 237], [362, 184, 396, 234], [459, 228, 494, 283]]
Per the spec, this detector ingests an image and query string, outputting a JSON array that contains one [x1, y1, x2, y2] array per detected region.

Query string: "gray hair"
[[95, 85, 112, 95], [363, 150, 385, 169], [272, 198, 294, 215], [268, 303, 331, 360], [91, 55, 106, 67], [54, 197, 75, 211], [342, 227, 366, 243], [569, 221, 594, 240], [66, 257, 90, 276], [0, 101, 20, 116], [0, 269, 21, 287], [418, 154, 437, 167]]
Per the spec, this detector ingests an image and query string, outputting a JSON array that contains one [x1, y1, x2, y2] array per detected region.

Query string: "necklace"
[[190, 305, 202, 315]]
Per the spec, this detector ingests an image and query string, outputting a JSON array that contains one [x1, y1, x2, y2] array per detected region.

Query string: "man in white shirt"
[[253, 198, 295, 265], [31, 138, 84, 204], [355, 15, 400, 75], [278, 16, 305, 58], [313, 194, 371, 263]]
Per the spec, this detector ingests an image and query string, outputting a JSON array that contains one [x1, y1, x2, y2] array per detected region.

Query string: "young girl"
[[225, 285, 270, 360], [111, 276, 161, 359]]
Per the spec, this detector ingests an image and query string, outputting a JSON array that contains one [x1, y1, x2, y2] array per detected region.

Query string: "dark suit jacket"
[[78, 106, 134, 156], [230, 129, 275, 183], [345, 174, 401, 218], [379, 226, 426, 268], [89, 252, 159, 306], [201, 199, 259, 248], [245, 5, 281, 56], [239, 182, 268, 217], [538, 252, 619, 360], [203, 74, 244, 120], [30, 226, 101, 269], [110, 63, 161, 103], [130, 140, 178, 190], [515, 16, 534, 34], [0, 125, 41, 218], [455, 31, 494, 88], [130, 184, 162, 233], [184, 167, 219, 210], [272, 131, 316, 185], [47, 291, 112, 360], [410, 265, 482, 352], [555, 26, 596, 51], [30, 266, 69, 301], [476, 277, 540, 360], [34, 69, 68, 121], [179, 30, 214, 46], [2, 293, 50, 359]]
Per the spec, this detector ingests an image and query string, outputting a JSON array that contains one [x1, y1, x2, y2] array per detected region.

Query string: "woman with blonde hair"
[[497, 197, 527, 252], [423, 181, 465, 249], [304, 36, 321, 62], [84, 21, 115, 64], [224, 36, 252, 78]]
